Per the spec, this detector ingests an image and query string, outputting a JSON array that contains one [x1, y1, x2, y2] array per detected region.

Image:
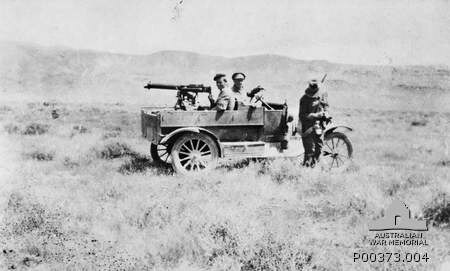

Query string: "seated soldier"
[[231, 72, 247, 104], [231, 72, 267, 109], [209, 73, 236, 111]]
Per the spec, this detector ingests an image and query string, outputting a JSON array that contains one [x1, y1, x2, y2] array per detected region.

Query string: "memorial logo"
[[369, 199, 428, 231], [353, 200, 431, 263], [367, 200, 429, 246]]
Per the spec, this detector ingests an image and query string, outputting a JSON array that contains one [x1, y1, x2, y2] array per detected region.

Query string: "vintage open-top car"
[[141, 83, 353, 174]]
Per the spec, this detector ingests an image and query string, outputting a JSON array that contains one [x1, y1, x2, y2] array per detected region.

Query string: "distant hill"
[[1, 41, 449, 111]]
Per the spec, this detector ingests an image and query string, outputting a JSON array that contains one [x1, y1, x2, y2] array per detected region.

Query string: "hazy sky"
[[1, 0, 449, 65]]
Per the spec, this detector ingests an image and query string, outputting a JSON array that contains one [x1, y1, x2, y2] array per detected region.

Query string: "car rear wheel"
[[323, 132, 353, 168], [150, 143, 171, 165], [171, 133, 219, 174]]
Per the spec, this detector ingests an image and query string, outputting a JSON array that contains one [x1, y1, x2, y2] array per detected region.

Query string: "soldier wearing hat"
[[231, 72, 247, 105], [209, 73, 235, 111], [298, 79, 329, 167]]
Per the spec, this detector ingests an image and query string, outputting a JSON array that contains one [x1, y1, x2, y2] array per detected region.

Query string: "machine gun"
[[144, 82, 212, 110]]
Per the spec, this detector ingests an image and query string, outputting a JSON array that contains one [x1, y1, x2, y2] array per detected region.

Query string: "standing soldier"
[[209, 73, 235, 111], [298, 79, 329, 167]]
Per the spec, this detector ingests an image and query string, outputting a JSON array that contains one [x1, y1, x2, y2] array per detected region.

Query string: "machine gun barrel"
[[144, 82, 211, 93], [144, 82, 179, 90]]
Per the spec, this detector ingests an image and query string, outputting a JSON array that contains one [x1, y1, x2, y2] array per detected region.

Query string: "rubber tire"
[[323, 132, 353, 167], [171, 133, 219, 174], [150, 143, 171, 165]]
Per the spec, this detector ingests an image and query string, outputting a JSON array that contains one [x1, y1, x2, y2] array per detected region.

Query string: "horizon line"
[[1, 39, 449, 68]]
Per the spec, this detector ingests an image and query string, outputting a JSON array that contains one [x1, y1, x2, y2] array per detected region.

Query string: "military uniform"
[[299, 80, 328, 167], [231, 72, 248, 109], [231, 85, 247, 102], [212, 88, 235, 111], [209, 73, 235, 111]]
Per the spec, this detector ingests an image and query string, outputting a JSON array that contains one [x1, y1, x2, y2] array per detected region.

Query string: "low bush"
[[43, 101, 57, 107], [26, 151, 54, 161], [5, 193, 61, 236], [436, 159, 450, 167], [382, 151, 405, 161], [208, 222, 240, 262], [106, 125, 122, 132], [411, 120, 427, 126], [72, 125, 88, 134], [2, 193, 68, 269], [4, 123, 21, 134], [23, 123, 49, 135], [386, 174, 430, 195], [51, 109, 59, 119], [219, 159, 251, 171], [118, 154, 152, 174], [240, 235, 312, 271], [102, 131, 121, 139], [0, 105, 13, 113], [98, 141, 135, 159], [423, 193, 449, 228], [62, 157, 79, 168]]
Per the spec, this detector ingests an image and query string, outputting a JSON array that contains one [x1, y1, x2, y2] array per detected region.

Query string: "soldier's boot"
[[302, 134, 315, 167], [303, 154, 314, 167], [313, 151, 321, 164], [313, 136, 323, 164], [310, 160, 316, 168]]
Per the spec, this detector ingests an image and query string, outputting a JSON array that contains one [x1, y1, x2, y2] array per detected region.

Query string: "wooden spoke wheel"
[[171, 133, 219, 174], [323, 132, 353, 168], [150, 143, 172, 165]]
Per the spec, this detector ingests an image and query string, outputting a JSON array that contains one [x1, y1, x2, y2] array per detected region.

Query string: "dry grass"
[[0, 101, 449, 270]]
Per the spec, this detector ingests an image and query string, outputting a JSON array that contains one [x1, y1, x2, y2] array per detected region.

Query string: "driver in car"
[[231, 72, 247, 104], [299, 79, 329, 167], [231, 72, 267, 109]]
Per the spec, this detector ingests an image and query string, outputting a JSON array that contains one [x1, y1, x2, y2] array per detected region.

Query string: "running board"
[[221, 140, 304, 158]]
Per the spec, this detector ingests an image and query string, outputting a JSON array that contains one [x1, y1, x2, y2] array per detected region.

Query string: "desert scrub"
[[0, 105, 13, 113], [2, 193, 82, 269], [95, 141, 135, 159], [218, 159, 252, 171], [385, 174, 430, 196], [106, 125, 122, 132], [3, 123, 21, 134], [436, 159, 450, 167], [382, 151, 406, 161], [42, 101, 57, 107], [240, 235, 312, 271], [253, 158, 320, 184], [208, 222, 240, 262], [25, 150, 54, 161], [101, 126, 123, 139], [264, 159, 302, 184], [3, 192, 64, 237], [410, 119, 428, 126], [206, 221, 314, 270], [22, 123, 49, 135], [62, 157, 80, 168], [69, 124, 89, 138], [423, 193, 450, 228], [72, 125, 88, 134], [102, 131, 121, 139], [118, 154, 152, 174]]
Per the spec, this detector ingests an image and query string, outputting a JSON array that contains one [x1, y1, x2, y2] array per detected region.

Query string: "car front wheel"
[[170, 133, 219, 174]]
